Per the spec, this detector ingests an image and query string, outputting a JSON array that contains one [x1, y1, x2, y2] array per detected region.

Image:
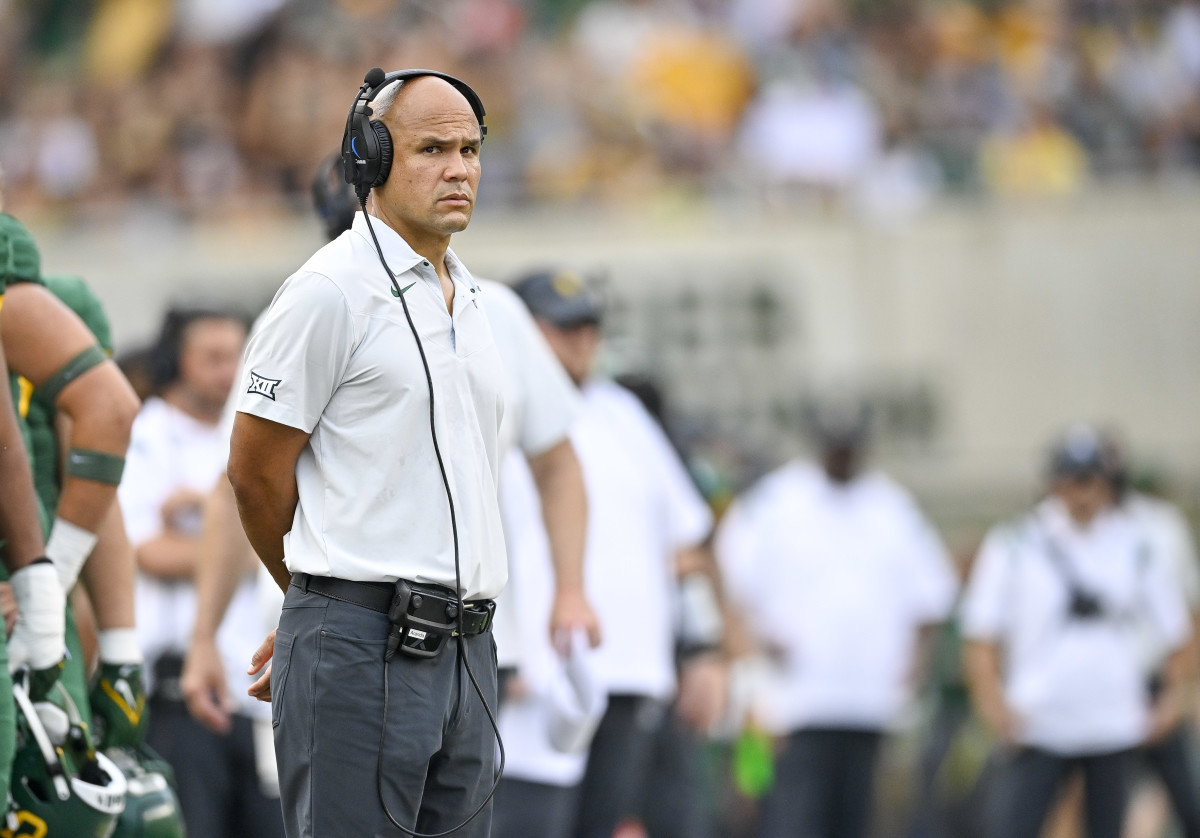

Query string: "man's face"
[[537, 321, 600, 386], [372, 77, 482, 247], [1053, 473, 1114, 525], [178, 318, 246, 409]]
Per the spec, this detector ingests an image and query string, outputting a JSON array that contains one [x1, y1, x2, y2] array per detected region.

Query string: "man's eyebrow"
[[417, 135, 482, 147]]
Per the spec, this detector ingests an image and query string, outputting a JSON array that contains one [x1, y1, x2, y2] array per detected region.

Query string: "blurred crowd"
[[3, 0, 1200, 224]]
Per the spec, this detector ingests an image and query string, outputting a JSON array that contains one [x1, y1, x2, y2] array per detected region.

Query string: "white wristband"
[[45, 517, 98, 592], [98, 628, 143, 666], [678, 573, 724, 650], [9, 562, 66, 671]]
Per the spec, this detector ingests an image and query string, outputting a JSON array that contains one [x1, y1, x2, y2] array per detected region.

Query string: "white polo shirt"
[[573, 379, 713, 699], [480, 279, 579, 462], [119, 397, 266, 715], [960, 498, 1190, 755], [476, 279, 580, 668], [714, 461, 957, 734], [496, 453, 598, 786], [235, 212, 508, 600]]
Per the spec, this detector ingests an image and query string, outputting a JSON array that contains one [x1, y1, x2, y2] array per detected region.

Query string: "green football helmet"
[[4, 680, 127, 838], [104, 746, 185, 838]]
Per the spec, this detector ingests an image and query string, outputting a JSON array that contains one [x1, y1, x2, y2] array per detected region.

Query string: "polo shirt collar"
[[351, 211, 423, 275]]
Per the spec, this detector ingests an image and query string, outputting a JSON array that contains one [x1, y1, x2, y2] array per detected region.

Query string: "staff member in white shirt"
[[512, 270, 726, 838], [715, 395, 958, 838], [961, 425, 1192, 838], [118, 306, 274, 838], [229, 70, 509, 838]]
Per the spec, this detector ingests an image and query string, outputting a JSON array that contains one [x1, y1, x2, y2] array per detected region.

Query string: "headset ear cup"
[[370, 120, 393, 188]]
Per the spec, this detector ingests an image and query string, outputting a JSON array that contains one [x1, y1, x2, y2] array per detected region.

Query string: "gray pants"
[[988, 747, 1135, 838], [272, 583, 498, 838], [493, 778, 579, 838], [756, 727, 884, 838], [146, 696, 284, 838]]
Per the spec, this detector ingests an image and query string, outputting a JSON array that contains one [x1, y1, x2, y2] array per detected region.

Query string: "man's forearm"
[[964, 639, 1015, 740], [79, 502, 136, 630], [229, 472, 297, 594], [135, 532, 201, 580], [0, 436, 45, 569], [228, 412, 310, 594], [193, 477, 258, 641], [528, 439, 587, 595]]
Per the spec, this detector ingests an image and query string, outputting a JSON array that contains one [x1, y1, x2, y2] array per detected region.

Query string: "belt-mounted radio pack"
[[385, 580, 496, 660]]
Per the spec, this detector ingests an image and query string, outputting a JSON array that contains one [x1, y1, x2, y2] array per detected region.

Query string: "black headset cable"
[[359, 201, 505, 838]]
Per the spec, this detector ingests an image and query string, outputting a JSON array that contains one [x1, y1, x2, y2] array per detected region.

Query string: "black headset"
[[341, 67, 487, 201], [149, 306, 245, 393]]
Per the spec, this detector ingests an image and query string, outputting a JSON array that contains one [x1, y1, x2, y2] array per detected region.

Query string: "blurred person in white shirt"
[[512, 269, 728, 838], [715, 393, 957, 838], [961, 424, 1192, 838], [118, 306, 284, 838]]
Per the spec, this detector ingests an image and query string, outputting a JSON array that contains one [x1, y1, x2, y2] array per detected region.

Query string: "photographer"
[[961, 424, 1192, 838]]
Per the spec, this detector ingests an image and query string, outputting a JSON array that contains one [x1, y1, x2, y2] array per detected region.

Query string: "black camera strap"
[[1040, 530, 1100, 608]]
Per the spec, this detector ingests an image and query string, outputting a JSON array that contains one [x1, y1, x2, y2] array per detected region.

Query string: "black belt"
[[292, 573, 495, 636]]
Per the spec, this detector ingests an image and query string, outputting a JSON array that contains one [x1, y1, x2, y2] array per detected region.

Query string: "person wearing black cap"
[[960, 424, 1193, 838], [715, 391, 957, 838], [512, 268, 727, 838]]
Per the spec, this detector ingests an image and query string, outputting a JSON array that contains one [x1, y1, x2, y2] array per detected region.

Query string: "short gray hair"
[[371, 79, 405, 121]]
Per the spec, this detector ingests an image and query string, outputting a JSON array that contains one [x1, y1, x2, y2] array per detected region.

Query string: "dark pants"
[[493, 777, 579, 838], [572, 694, 670, 838], [1144, 726, 1200, 838], [756, 727, 884, 838], [638, 708, 711, 838], [146, 697, 284, 838], [988, 747, 1135, 838], [272, 582, 498, 838]]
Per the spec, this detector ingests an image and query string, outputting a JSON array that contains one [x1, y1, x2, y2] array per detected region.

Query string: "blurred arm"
[[132, 488, 209, 580], [964, 638, 1019, 745], [182, 475, 256, 733], [2, 283, 138, 534], [79, 501, 137, 631], [0, 338, 45, 571], [527, 438, 599, 648]]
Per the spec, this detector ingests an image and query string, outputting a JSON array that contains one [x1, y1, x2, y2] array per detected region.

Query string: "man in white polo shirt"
[[228, 71, 507, 838], [715, 395, 958, 838], [511, 269, 726, 838], [961, 424, 1192, 838]]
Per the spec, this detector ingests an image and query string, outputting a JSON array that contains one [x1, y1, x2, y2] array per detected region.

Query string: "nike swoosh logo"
[[391, 282, 416, 297]]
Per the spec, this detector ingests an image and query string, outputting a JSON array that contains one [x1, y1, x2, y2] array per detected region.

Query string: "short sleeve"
[[904, 513, 959, 624], [483, 283, 579, 458], [636, 406, 712, 550], [959, 527, 1015, 642], [1157, 504, 1200, 610], [713, 498, 763, 611], [235, 272, 355, 433], [513, 318, 578, 457], [1140, 542, 1192, 653]]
